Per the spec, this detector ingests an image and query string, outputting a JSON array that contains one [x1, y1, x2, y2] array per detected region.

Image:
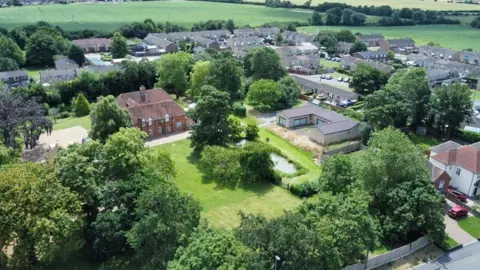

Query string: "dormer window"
[[148, 117, 152, 126], [141, 119, 146, 127], [165, 114, 170, 122]]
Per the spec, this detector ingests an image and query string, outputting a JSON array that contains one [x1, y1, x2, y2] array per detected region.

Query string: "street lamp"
[[274, 255, 281, 270]]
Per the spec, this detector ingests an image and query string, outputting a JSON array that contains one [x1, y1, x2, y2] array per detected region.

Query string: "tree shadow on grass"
[[187, 151, 274, 195]]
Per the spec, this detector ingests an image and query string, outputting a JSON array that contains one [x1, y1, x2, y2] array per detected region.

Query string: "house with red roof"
[[116, 87, 190, 139], [428, 141, 480, 197]]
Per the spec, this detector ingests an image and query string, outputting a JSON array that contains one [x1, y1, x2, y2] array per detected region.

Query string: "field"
[[299, 24, 480, 51], [157, 139, 302, 228], [250, 0, 480, 10], [0, 2, 312, 31]]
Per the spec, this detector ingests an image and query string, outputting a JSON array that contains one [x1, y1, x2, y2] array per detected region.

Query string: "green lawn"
[[446, 15, 477, 25], [24, 66, 51, 81], [321, 60, 341, 69], [442, 236, 459, 249], [408, 133, 440, 153], [458, 216, 480, 238], [0, 2, 312, 31], [471, 89, 480, 102], [299, 25, 480, 51], [157, 139, 302, 228], [52, 116, 91, 131]]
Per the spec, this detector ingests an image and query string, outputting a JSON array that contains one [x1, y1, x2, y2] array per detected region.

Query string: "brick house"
[[72, 38, 112, 53], [355, 34, 385, 47], [116, 87, 190, 139]]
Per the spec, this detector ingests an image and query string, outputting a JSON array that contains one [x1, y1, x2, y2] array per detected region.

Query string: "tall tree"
[[364, 86, 410, 129], [188, 60, 210, 99], [169, 226, 264, 270], [277, 76, 301, 109], [110, 32, 130, 59], [189, 88, 230, 152], [349, 63, 389, 94], [89, 95, 131, 143], [206, 57, 243, 101], [0, 36, 25, 66], [319, 154, 356, 195], [349, 40, 367, 53], [244, 47, 286, 81], [336, 29, 355, 42], [72, 93, 91, 117], [126, 184, 201, 270], [315, 31, 338, 54], [247, 79, 281, 111], [0, 57, 19, 72], [311, 11, 323, 26], [0, 163, 81, 269], [155, 52, 194, 99], [224, 19, 235, 33], [68, 44, 86, 66], [8, 27, 27, 50], [0, 91, 51, 149], [239, 142, 277, 184], [356, 127, 445, 243], [199, 145, 242, 186], [429, 83, 472, 139], [25, 28, 69, 66]]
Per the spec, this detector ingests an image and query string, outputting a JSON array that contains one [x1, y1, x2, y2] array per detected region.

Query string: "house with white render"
[[428, 141, 480, 197]]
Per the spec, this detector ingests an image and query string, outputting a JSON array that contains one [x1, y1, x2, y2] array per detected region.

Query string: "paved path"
[[443, 202, 476, 245], [415, 241, 480, 270], [145, 131, 190, 147]]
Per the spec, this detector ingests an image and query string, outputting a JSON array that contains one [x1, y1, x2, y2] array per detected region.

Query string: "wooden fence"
[[342, 236, 431, 270]]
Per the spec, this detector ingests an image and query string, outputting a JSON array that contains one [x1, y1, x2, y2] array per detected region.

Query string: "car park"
[[448, 205, 468, 219]]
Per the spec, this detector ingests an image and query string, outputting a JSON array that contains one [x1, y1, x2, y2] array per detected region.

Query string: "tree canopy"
[[0, 57, 19, 72], [429, 83, 472, 139], [247, 79, 281, 111], [110, 32, 130, 59], [349, 63, 389, 94], [0, 36, 25, 66], [188, 60, 210, 99], [206, 57, 243, 101], [89, 95, 131, 143], [244, 47, 286, 81], [25, 28, 69, 66], [156, 52, 194, 99], [72, 93, 91, 117], [68, 44, 86, 66]]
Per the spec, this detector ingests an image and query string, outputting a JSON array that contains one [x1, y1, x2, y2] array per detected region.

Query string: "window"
[[165, 114, 170, 122], [316, 119, 326, 125], [148, 128, 152, 135], [158, 127, 163, 133], [278, 117, 286, 126], [456, 168, 461, 175], [148, 117, 152, 126], [141, 119, 146, 128], [176, 121, 182, 128], [293, 118, 307, 127], [439, 180, 445, 190]]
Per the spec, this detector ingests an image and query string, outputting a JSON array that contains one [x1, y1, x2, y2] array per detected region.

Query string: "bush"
[[289, 180, 319, 197], [72, 93, 91, 117], [43, 103, 50, 116], [59, 111, 72, 119], [58, 103, 70, 113], [455, 130, 480, 143], [245, 124, 259, 141], [232, 102, 247, 117], [334, 67, 349, 75], [341, 108, 364, 121]]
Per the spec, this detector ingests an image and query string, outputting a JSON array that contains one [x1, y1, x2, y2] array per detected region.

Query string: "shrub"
[[43, 103, 50, 116], [232, 102, 246, 117], [72, 93, 91, 117], [245, 124, 259, 141], [334, 67, 349, 75], [59, 111, 71, 119], [455, 130, 480, 143], [289, 180, 319, 197]]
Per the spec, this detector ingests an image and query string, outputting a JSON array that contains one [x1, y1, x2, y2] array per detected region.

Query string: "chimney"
[[139, 85, 146, 102]]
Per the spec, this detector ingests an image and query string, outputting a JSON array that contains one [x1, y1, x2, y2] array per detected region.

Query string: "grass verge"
[[52, 116, 91, 131], [458, 216, 480, 238]]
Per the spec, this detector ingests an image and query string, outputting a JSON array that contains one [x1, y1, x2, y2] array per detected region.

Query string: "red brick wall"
[[135, 115, 188, 138]]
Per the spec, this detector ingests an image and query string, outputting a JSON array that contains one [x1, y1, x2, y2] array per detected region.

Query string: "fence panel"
[[342, 235, 431, 270]]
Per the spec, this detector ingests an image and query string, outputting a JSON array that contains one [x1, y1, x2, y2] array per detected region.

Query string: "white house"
[[428, 141, 480, 197]]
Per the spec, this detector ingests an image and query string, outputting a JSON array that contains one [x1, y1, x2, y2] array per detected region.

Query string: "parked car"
[[448, 188, 468, 202], [448, 205, 468, 219], [320, 74, 326, 79], [473, 109, 480, 117], [476, 105, 480, 113], [337, 77, 343, 82], [343, 77, 350, 82], [326, 75, 333, 80]]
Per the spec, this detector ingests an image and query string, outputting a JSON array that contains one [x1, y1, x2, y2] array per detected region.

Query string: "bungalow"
[[341, 56, 393, 74], [40, 69, 77, 84], [355, 34, 385, 47], [277, 103, 360, 145], [72, 38, 112, 53], [428, 141, 480, 196], [55, 58, 79, 70], [417, 46, 460, 61], [379, 38, 415, 53], [353, 50, 389, 62], [0, 70, 29, 87], [143, 34, 178, 53], [116, 87, 190, 139]]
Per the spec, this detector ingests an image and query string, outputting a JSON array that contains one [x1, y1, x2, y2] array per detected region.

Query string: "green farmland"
[[250, 0, 480, 10], [0, 2, 312, 31], [300, 24, 480, 51]]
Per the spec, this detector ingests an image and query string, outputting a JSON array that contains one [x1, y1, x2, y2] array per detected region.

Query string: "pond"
[[271, 153, 297, 174]]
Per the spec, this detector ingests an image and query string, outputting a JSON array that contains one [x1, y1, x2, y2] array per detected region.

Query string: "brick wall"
[[135, 115, 187, 138]]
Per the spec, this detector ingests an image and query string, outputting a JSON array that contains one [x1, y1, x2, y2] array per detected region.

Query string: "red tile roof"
[[116, 89, 185, 123], [432, 146, 480, 173]]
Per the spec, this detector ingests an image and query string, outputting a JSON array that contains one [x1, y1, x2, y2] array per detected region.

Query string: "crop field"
[[0, 2, 313, 31], [250, 0, 480, 11], [300, 24, 480, 51]]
